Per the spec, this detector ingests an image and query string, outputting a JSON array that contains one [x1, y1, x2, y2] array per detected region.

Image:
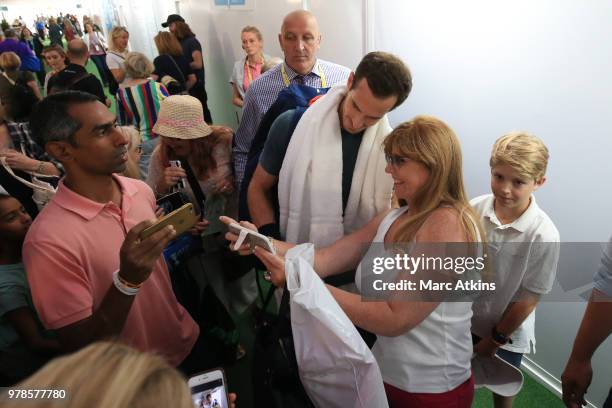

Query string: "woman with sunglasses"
[[223, 115, 484, 407]]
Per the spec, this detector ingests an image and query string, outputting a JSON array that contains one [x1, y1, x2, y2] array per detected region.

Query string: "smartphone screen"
[[190, 377, 228, 408], [156, 191, 186, 214]]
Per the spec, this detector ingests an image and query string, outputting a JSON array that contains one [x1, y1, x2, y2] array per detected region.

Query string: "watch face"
[[492, 328, 510, 345]]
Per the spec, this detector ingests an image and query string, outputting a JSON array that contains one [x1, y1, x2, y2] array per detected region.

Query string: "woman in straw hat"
[[147, 95, 251, 356], [147, 95, 235, 229]]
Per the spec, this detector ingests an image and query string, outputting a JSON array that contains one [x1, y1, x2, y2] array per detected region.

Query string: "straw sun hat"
[[153, 95, 212, 140]]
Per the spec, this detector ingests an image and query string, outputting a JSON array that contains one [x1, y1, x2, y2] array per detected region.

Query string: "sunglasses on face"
[[385, 153, 412, 167]]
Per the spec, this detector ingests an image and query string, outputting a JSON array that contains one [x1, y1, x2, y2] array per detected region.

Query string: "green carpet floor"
[[216, 272, 274, 408]]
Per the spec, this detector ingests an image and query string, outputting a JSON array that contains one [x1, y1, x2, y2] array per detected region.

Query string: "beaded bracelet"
[[113, 271, 140, 296]]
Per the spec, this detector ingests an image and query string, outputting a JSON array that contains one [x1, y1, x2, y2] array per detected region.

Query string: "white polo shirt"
[[470, 194, 560, 353]]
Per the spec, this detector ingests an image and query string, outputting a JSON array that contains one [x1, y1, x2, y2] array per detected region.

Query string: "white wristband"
[[113, 271, 140, 296]]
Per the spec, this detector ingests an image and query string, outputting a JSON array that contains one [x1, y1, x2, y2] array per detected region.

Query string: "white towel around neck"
[[278, 85, 393, 247]]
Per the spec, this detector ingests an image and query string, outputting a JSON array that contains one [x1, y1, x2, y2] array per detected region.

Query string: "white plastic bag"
[[286, 244, 388, 408]]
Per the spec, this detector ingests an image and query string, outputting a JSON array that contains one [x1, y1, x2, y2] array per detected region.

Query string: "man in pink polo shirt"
[[23, 91, 199, 369]]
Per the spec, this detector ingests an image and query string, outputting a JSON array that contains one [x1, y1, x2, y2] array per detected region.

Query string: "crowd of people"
[[0, 8, 610, 408]]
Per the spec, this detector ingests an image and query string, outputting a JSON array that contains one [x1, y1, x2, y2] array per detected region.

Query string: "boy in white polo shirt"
[[471, 131, 560, 408]]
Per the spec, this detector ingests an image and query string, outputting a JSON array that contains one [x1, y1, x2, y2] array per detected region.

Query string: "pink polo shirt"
[[23, 175, 199, 366]]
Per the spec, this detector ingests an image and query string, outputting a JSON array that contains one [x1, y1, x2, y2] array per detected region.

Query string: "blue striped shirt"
[[232, 59, 351, 186]]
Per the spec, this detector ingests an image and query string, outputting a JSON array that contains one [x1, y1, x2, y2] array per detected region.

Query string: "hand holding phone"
[[119, 219, 176, 286], [170, 160, 185, 190], [188, 368, 230, 408], [220, 216, 268, 255], [140, 203, 198, 240], [163, 162, 187, 193], [227, 222, 276, 254]]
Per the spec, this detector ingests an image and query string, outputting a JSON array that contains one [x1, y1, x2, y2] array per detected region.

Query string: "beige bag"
[[0, 156, 57, 210]]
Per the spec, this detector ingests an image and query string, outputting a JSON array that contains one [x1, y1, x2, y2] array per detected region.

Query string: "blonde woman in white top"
[[224, 115, 485, 407], [229, 26, 271, 108], [106, 26, 129, 86]]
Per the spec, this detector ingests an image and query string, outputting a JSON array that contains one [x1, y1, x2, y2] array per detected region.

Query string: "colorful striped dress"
[[116, 79, 169, 141]]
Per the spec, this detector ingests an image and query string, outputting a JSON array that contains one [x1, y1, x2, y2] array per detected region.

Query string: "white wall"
[[372, 0, 612, 406], [113, 0, 176, 60], [307, 0, 364, 70], [179, 0, 364, 128]]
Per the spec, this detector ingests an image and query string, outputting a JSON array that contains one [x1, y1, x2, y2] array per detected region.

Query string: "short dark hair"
[[4, 29, 16, 38], [67, 39, 88, 60], [29, 91, 99, 147], [352, 51, 412, 109]]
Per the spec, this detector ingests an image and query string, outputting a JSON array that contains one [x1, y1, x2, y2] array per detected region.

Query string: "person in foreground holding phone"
[[223, 115, 485, 407], [0, 341, 238, 408], [189, 367, 233, 408], [22, 91, 200, 369]]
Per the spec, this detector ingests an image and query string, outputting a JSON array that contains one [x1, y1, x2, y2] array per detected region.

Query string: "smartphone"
[[228, 222, 276, 254], [170, 160, 185, 190], [140, 203, 198, 239], [156, 191, 186, 214], [188, 368, 229, 408]]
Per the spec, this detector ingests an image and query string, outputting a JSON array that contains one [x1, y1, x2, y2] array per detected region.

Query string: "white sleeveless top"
[[355, 207, 473, 393]]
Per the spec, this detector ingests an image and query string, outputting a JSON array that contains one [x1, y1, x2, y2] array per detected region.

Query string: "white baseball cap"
[[472, 354, 524, 397]]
